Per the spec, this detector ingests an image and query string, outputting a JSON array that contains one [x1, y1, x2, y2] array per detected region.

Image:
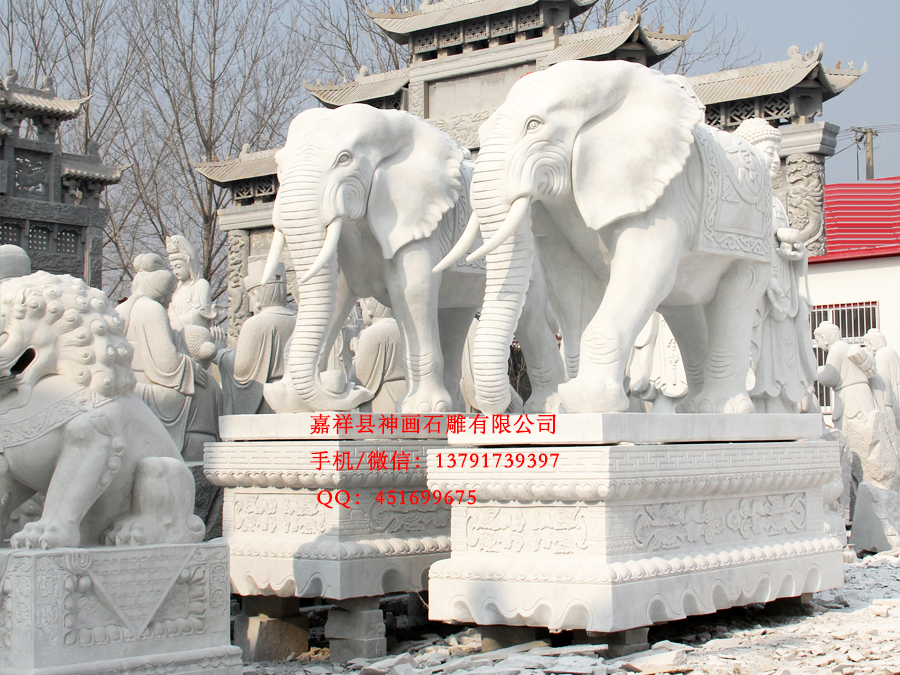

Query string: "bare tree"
[[302, 0, 414, 82]]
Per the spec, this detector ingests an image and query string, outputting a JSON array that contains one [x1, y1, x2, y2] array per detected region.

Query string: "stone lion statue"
[[0, 272, 205, 549]]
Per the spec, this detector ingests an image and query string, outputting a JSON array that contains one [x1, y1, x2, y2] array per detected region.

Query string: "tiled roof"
[[60, 155, 124, 184], [689, 48, 866, 106], [370, 0, 595, 42], [1, 85, 89, 119], [193, 149, 279, 185], [541, 21, 686, 66], [810, 177, 900, 263], [306, 69, 410, 108]]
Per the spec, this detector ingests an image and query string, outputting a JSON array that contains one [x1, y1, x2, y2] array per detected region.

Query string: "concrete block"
[[481, 625, 538, 652], [849, 481, 900, 552], [325, 609, 386, 639], [234, 614, 309, 662]]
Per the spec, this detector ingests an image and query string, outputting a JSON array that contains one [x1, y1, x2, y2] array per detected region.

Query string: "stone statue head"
[[733, 118, 782, 180], [864, 328, 887, 352], [165, 236, 202, 283], [0, 245, 31, 281], [814, 321, 841, 351], [244, 260, 287, 312], [133, 269, 178, 307], [360, 297, 393, 326]]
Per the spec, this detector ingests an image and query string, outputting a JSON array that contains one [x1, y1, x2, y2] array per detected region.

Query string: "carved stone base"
[[204, 437, 451, 599], [0, 542, 241, 675], [428, 439, 844, 632]]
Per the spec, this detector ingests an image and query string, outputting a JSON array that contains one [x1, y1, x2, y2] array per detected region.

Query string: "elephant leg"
[[533, 221, 603, 380], [688, 261, 767, 414], [559, 217, 682, 413], [515, 261, 566, 413], [386, 242, 452, 413], [658, 304, 707, 408], [438, 307, 477, 411]]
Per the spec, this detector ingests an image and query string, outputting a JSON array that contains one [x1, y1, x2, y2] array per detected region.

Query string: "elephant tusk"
[[432, 210, 480, 273], [465, 197, 531, 263], [261, 229, 286, 285], [299, 218, 342, 284]]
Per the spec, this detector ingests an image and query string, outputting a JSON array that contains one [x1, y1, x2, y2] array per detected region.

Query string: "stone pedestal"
[[205, 413, 452, 659], [427, 415, 844, 632], [0, 542, 240, 675]]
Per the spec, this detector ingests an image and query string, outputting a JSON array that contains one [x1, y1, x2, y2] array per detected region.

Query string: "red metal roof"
[[810, 176, 900, 264]]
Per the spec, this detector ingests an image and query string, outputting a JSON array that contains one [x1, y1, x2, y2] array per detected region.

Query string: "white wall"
[[807, 255, 900, 347]]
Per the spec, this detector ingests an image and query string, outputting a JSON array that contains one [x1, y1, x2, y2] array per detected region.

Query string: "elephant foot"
[[524, 387, 566, 414], [401, 382, 452, 413], [682, 386, 754, 414], [12, 518, 80, 549], [558, 377, 629, 413]]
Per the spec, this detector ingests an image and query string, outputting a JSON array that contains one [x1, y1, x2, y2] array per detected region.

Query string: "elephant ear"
[[368, 115, 465, 259], [572, 68, 703, 230]]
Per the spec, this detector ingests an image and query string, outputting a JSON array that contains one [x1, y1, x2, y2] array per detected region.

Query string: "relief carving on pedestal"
[[634, 501, 724, 551], [725, 493, 806, 539], [785, 153, 826, 257]]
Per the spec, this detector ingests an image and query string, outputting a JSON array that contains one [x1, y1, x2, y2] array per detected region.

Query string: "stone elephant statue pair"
[[261, 104, 565, 414]]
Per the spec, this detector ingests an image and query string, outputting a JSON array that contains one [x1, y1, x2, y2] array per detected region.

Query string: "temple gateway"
[[192, 0, 865, 339]]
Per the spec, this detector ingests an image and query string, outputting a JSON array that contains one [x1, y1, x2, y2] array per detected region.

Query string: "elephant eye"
[[526, 118, 542, 132], [337, 152, 352, 165]]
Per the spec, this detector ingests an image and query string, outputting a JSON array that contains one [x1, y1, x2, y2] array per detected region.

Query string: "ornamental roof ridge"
[[305, 67, 412, 92], [1, 82, 90, 119]]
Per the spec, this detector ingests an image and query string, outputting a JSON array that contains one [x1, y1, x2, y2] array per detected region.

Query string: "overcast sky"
[[707, 0, 899, 183]]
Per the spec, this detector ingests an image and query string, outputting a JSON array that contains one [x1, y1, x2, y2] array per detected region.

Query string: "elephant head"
[[262, 104, 465, 410], [438, 60, 702, 412]]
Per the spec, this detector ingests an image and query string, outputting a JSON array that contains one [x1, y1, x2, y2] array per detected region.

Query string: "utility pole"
[[853, 127, 880, 180]]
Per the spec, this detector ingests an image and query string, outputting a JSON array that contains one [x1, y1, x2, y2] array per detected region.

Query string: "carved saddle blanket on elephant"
[[692, 124, 773, 263], [0, 375, 115, 451]]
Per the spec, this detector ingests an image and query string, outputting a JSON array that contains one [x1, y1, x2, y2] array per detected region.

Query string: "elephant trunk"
[[277, 172, 361, 411], [471, 152, 534, 413]]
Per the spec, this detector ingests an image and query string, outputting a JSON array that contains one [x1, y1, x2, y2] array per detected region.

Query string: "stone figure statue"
[[626, 312, 688, 413], [0, 244, 31, 280], [218, 260, 296, 414], [734, 118, 818, 413], [0, 271, 205, 548], [438, 60, 775, 414], [865, 328, 900, 428], [117, 264, 221, 460], [166, 235, 220, 331], [815, 321, 877, 429], [352, 298, 407, 413]]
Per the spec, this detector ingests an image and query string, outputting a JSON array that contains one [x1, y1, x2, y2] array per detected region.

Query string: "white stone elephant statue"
[[262, 104, 564, 413], [437, 60, 775, 414]]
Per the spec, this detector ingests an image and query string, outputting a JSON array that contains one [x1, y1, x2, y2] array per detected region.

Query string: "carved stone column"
[[779, 122, 839, 257], [226, 228, 250, 348]]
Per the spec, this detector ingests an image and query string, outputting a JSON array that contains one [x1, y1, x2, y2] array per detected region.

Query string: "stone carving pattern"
[[634, 501, 724, 550], [233, 493, 327, 535], [432, 535, 842, 584], [726, 493, 806, 539], [429, 111, 492, 149], [370, 500, 450, 534], [0, 197, 87, 224], [408, 82, 425, 117], [14, 150, 49, 199], [29, 251, 83, 276], [227, 534, 451, 560], [465, 507, 589, 554], [226, 228, 251, 347], [785, 153, 826, 256]]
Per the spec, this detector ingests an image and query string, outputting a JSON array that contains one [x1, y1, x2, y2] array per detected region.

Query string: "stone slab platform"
[[427, 439, 844, 632], [448, 413, 824, 446], [0, 542, 241, 675], [205, 438, 450, 599]]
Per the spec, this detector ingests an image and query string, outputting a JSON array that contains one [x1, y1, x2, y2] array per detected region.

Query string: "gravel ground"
[[243, 552, 900, 675]]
